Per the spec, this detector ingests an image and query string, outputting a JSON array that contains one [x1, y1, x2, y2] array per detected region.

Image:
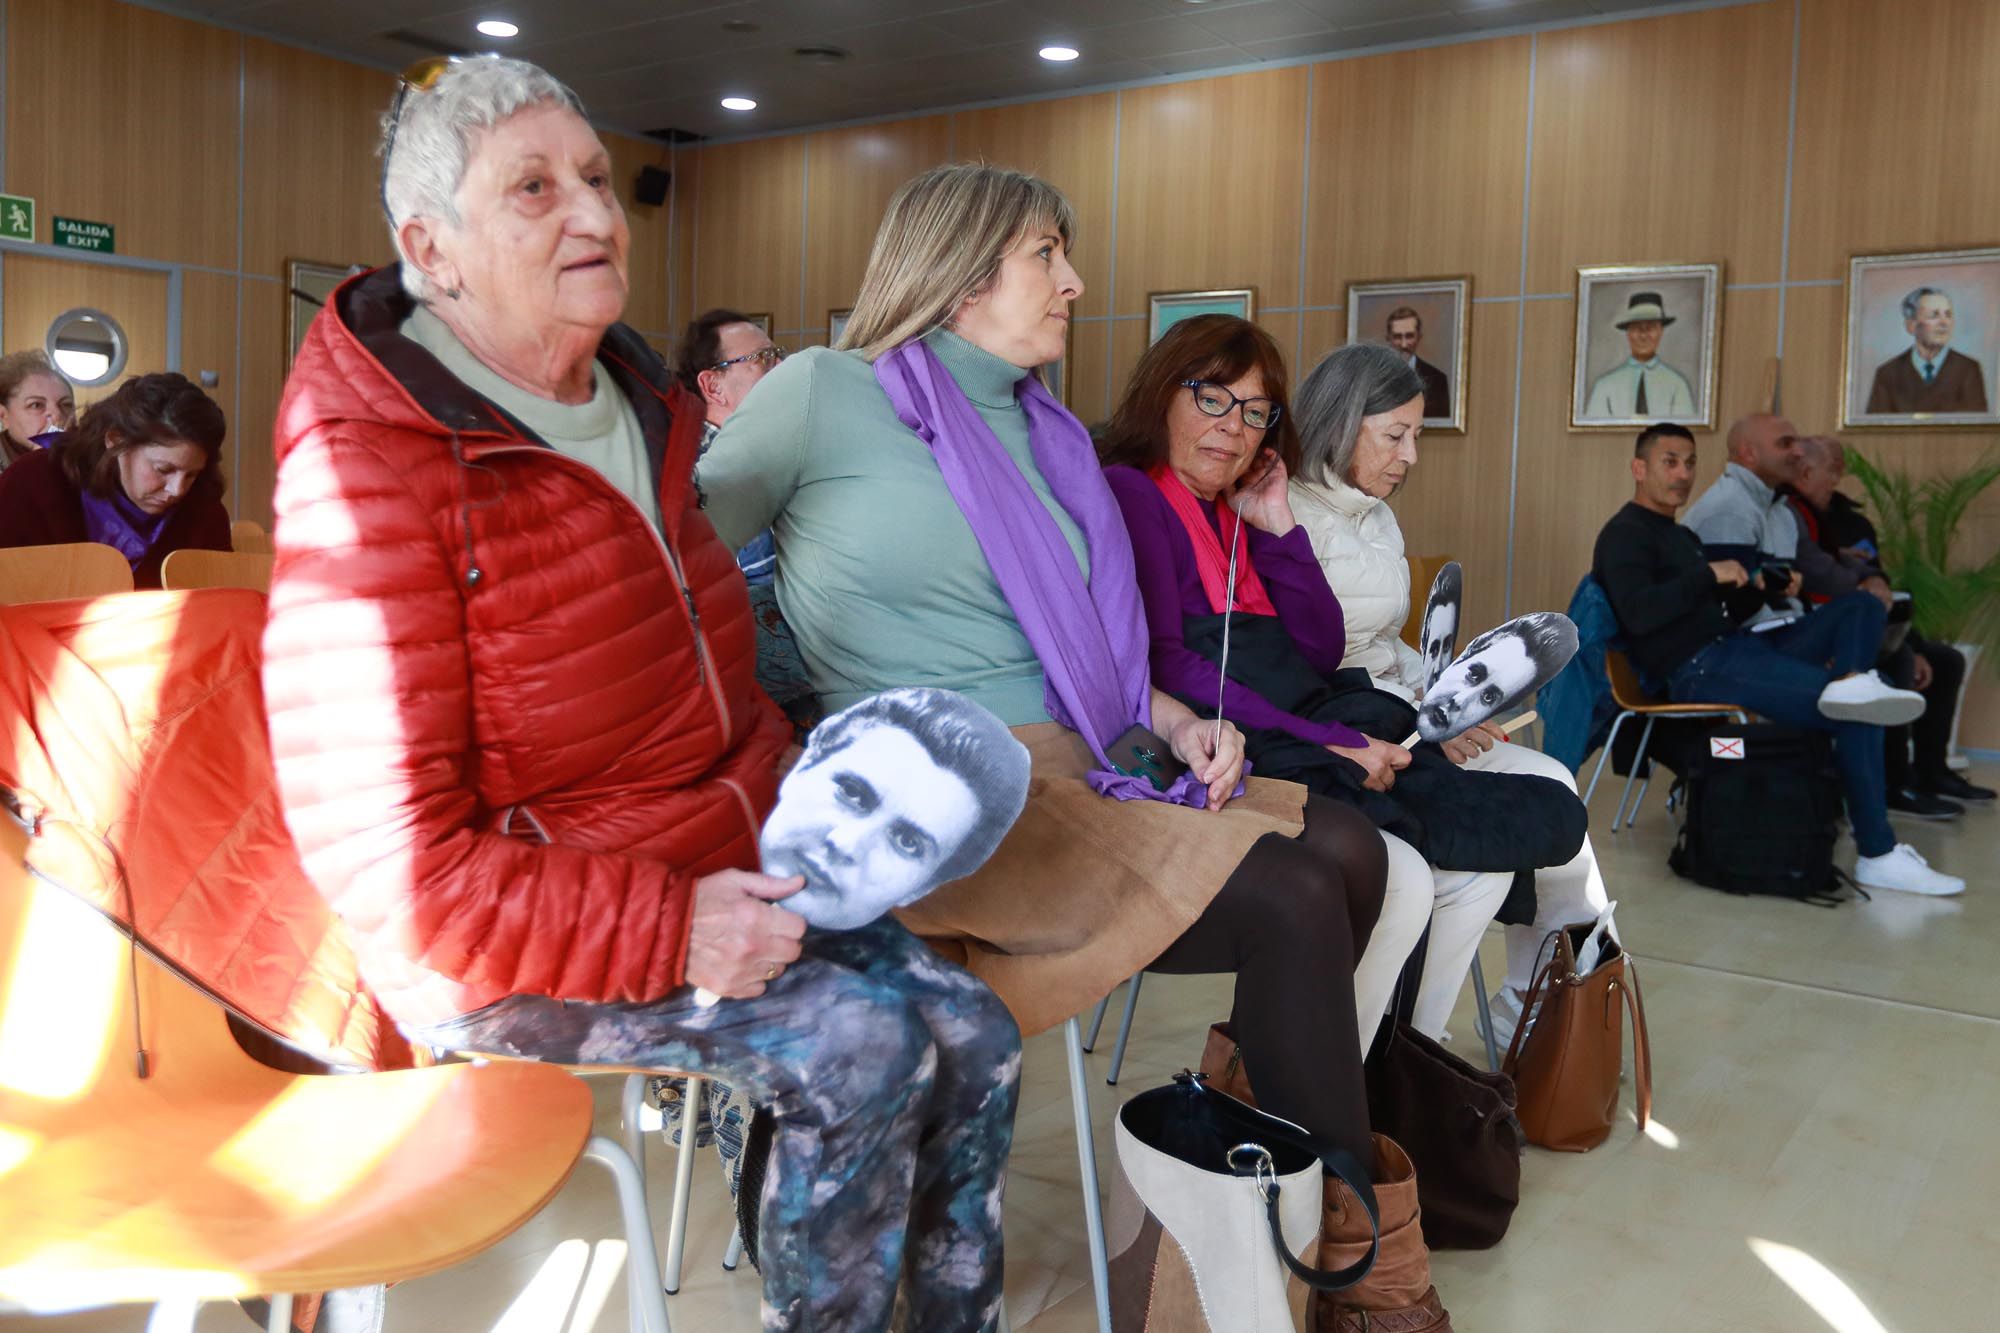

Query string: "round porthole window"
[[46, 307, 129, 387]]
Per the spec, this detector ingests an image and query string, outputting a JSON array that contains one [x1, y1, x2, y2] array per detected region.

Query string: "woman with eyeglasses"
[[1100, 313, 1590, 1066], [261, 57, 1019, 1333], [1288, 342, 1614, 1050], [700, 164, 1449, 1330]]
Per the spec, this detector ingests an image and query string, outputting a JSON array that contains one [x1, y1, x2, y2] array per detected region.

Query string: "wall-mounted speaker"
[[634, 165, 671, 207]]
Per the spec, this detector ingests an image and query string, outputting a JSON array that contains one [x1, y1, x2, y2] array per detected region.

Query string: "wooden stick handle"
[[1399, 709, 1538, 750]]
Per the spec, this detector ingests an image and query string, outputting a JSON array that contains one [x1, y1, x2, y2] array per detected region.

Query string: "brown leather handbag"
[[1502, 923, 1653, 1152]]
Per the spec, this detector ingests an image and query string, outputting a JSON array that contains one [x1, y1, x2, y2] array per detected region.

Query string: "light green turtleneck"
[[400, 303, 662, 532], [696, 328, 1088, 722]]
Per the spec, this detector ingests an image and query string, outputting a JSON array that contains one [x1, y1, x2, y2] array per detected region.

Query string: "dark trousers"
[[414, 919, 1019, 1333], [1148, 795, 1387, 1165], [1884, 636, 1966, 789], [1669, 591, 1895, 857]]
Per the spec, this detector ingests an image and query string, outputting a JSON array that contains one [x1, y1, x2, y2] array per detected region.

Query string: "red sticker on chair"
[[1710, 737, 1744, 759]]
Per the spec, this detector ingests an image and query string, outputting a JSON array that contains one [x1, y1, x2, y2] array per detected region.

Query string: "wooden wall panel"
[[1, 256, 169, 411], [1113, 68, 1310, 317], [1303, 38, 1531, 306], [1526, 3, 1793, 292], [176, 271, 240, 508], [6, 0, 239, 270], [689, 135, 806, 331], [954, 94, 1119, 321], [234, 281, 285, 531], [243, 39, 392, 280], [604, 131, 673, 335], [667, 145, 701, 337], [1789, 0, 2000, 280], [1066, 319, 1112, 427], [802, 117, 952, 333]]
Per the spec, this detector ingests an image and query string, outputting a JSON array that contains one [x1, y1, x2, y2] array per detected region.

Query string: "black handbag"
[[1364, 1013, 1523, 1249]]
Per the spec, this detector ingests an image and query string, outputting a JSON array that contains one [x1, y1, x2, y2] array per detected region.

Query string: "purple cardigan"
[[1105, 465, 1367, 749]]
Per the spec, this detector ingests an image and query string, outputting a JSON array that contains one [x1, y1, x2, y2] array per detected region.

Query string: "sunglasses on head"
[[380, 56, 455, 225]]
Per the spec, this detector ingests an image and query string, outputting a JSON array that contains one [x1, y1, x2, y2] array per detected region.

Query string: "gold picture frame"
[[1345, 276, 1471, 434], [1569, 262, 1722, 431], [286, 259, 362, 373], [1149, 288, 1256, 344], [1838, 245, 2000, 429]]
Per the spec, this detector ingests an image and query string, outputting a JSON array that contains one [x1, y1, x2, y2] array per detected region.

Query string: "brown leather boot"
[[1313, 1134, 1453, 1332]]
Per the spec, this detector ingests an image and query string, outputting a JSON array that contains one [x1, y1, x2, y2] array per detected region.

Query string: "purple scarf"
[[80, 486, 170, 568], [875, 337, 1214, 807]]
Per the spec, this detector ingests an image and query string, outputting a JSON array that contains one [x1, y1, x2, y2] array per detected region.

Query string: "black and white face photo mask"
[[1416, 611, 1578, 743], [761, 687, 1032, 930], [1419, 560, 1464, 695]]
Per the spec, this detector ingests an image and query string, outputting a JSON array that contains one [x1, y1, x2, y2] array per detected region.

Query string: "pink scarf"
[[1147, 465, 1277, 616]]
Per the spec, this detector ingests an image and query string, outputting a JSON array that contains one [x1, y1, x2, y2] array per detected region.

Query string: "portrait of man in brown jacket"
[[1866, 286, 1989, 413]]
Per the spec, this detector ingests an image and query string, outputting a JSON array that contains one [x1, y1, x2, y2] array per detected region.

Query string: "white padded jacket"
[[1288, 475, 1425, 699]]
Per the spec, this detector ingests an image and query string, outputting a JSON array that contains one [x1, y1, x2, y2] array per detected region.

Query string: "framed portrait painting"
[[742, 312, 773, 337], [1570, 263, 1721, 431], [1347, 277, 1469, 433], [1840, 246, 2000, 429], [1150, 288, 1255, 344], [286, 259, 362, 372], [828, 307, 852, 347]]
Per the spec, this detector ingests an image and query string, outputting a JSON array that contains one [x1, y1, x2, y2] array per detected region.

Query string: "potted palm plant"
[[1844, 447, 2000, 763]]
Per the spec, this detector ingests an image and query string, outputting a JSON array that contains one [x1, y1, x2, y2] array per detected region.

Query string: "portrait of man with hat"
[[1585, 290, 1698, 419]]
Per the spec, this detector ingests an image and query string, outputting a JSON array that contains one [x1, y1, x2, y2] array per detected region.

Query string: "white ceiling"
[[146, 0, 1727, 139]]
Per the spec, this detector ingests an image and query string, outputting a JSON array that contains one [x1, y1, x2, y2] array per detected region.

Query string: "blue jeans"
[[1667, 591, 1895, 857]]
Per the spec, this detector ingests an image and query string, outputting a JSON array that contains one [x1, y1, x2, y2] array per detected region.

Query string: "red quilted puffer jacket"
[[263, 267, 790, 1030]]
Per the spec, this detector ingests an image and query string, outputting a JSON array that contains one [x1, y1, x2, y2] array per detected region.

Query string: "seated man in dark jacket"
[[1787, 435, 1993, 811], [1591, 423, 1963, 897]]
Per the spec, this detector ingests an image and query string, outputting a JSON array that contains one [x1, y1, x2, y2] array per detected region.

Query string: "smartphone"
[[1106, 723, 1189, 792]]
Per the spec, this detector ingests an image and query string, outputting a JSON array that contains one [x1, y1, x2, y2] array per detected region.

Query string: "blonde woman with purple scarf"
[[700, 163, 1455, 1331]]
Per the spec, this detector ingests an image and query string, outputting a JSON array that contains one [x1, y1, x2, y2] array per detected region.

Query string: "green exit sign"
[[53, 216, 115, 253], [0, 194, 32, 242]]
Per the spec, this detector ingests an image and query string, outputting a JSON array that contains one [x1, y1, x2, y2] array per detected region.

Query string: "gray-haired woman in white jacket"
[[1289, 343, 1613, 1046]]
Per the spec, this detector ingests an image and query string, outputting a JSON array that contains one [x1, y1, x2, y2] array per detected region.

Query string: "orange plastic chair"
[[0, 542, 133, 603], [1584, 649, 1748, 831], [159, 548, 275, 593], [0, 817, 673, 1333]]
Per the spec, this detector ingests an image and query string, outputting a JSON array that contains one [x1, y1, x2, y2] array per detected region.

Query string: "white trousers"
[[1468, 741, 1613, 995]]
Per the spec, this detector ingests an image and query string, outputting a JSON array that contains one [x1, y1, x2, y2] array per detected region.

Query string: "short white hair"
[[379, 55, 584, 300]]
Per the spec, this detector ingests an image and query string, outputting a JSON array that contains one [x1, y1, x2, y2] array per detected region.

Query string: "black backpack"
[[1667, 723, 1857, 905]]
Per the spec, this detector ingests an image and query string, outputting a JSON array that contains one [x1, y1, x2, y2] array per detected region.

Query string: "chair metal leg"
[[583, 1134, 673, 1333], [264, 1293, 294, 1333], [146, 1300, 199, 1333], [1469, 951, 1500, 1072], [620, 1073, 649, 1203], [1612, 715, 1658, 834], [1064, 1017, 1113, 1333], [663, 1074, 703, 1295], [1104, 972, 1144, 1086], [1082, 991, 1113, 1051], [722, 1224, 744, 1271], [1624, 769, 1654, 829], [1582, 711, 1630, 807]]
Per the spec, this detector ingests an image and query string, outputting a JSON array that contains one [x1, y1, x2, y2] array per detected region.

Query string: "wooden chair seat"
[[159, 548, 274, 593], [0, 542, 132, 603]]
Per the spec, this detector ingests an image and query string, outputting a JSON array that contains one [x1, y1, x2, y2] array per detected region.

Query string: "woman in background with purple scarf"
[[0, 371, 230, 586], [701, 165, 1451, 1326]]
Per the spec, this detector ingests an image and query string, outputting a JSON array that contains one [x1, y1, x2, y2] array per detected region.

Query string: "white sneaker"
[[1485, 985, 1532, 1050], [1855, 843, 1964, 896], [1818, 671, 1926, 726]]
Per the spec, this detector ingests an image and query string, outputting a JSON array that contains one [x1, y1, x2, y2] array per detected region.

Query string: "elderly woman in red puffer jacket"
[[262, 55, 1020, 1333]]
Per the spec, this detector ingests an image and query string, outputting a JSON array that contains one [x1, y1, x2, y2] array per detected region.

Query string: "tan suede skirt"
[[894, 722, 1309, 1037]]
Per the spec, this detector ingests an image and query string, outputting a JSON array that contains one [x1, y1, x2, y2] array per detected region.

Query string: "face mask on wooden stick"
[[1409, 611, 1579, 744], [1418, 561, 1463, 695]]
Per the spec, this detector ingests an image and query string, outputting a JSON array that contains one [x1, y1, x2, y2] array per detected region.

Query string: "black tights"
[[1147, 796, 1388, 1164]]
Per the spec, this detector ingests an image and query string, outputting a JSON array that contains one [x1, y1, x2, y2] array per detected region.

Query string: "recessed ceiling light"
[[476, 19, 518, 37], [1039, 45, 1080, 61], [720, 96, 758, 111]]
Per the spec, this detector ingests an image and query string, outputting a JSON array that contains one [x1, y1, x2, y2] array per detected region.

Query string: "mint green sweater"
[[696, 329, 1088, 723]]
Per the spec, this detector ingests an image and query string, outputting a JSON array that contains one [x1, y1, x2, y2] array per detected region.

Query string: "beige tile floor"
[[17, 763, 1998, 1333]]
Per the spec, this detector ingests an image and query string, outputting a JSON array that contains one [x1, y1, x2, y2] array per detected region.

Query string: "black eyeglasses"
[[1181, 380, 1281, 430], [712, 347, 784, 374], [380, 56, 455, 224]]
